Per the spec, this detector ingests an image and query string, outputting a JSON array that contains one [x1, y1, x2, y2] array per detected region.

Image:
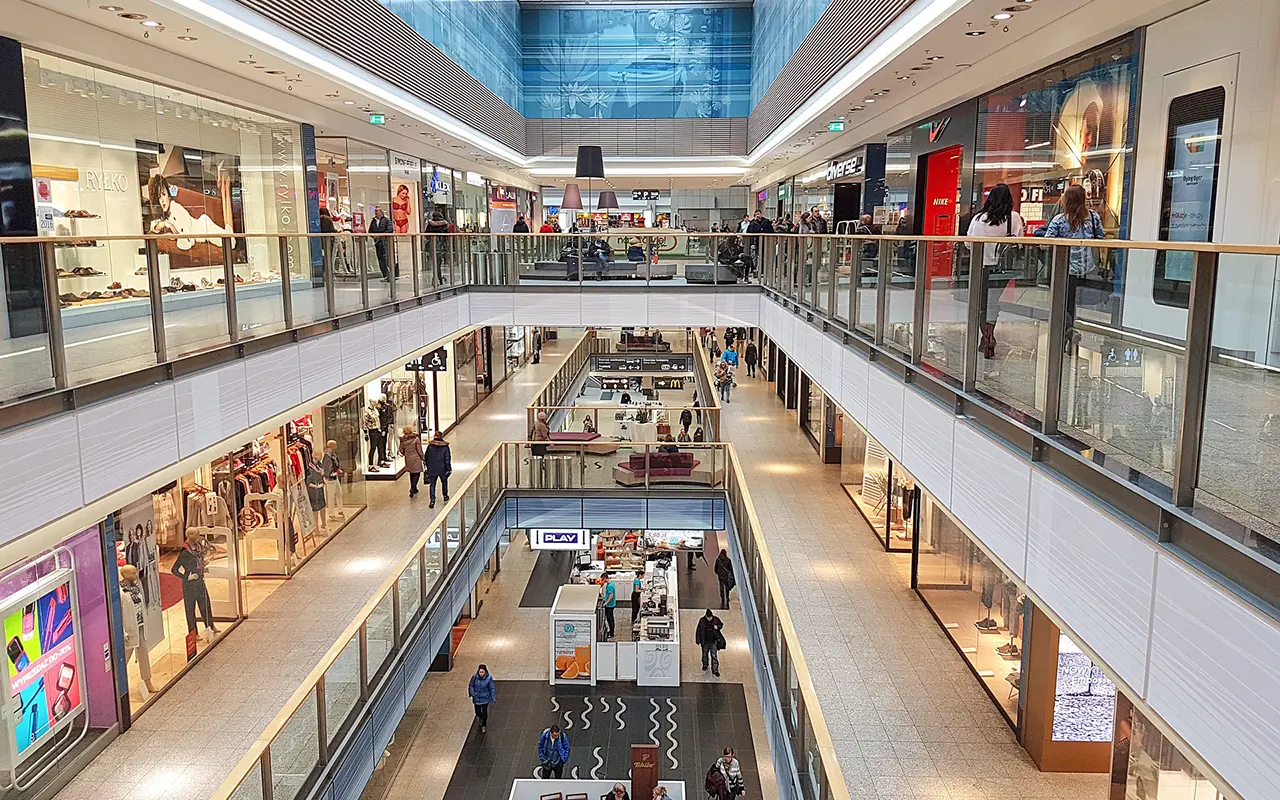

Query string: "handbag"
[[994, 214, 1027, 273]]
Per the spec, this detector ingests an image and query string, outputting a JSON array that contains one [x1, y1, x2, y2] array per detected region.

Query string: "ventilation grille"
[[235, 0, 525, 153], [527, 118, 748, 157], [748, 0, 913, 150]]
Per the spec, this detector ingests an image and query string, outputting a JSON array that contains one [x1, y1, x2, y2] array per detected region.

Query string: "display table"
[[508, 779, 685, 800], [634, 558, 680, 686], [549, 584, 600, 686]]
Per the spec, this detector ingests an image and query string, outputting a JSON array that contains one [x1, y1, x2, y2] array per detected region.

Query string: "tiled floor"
[[724, 361, 1110, 800], [53, 333, 583, 800], [360, 531, 779, 800]]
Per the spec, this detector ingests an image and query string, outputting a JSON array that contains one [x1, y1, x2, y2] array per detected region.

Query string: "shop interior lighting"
[[99, 5, 124, 10], [177, 34, 198, 41], [117, 12, 146, 18], [927, 54, 945, 60], [140, 19, 163, 26], [992, 12, 1012, 20], [966, 30, 986, 36]]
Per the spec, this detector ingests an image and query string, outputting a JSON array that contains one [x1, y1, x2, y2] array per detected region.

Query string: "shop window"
[[1113, 699, 1229, 800]]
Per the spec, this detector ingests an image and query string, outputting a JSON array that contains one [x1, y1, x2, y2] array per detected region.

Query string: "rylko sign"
[[825, 153, 865, 181]]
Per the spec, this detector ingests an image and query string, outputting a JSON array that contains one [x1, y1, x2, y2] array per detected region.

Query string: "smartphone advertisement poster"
[[4, 579, 82, 757]]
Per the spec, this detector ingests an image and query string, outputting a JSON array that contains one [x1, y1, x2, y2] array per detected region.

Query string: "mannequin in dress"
[[119, 565, 158, 698]]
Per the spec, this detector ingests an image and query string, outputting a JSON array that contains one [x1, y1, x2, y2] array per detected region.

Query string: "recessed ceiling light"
[[99, 4, 124, 10], [343, 100, 355, 105], [873, 89, 889, 96], [992, 12, 1012, 20], [117, 12, 145, 18], [140, 19, 162, 26], [864, 98, 876, 103], [177, 34, 197, 41], [1003, 5, 1030, 10], [238, 58, 257, 64], [851, 106, 865, 112], [252, 64, 266, 69], [897, 75, 910, 80], [965, 30, 986, 36], [265, 70, 285, 75], [927, 55, 945, 61], [956, 63, 972, 68], [911, 65, 931, 71]]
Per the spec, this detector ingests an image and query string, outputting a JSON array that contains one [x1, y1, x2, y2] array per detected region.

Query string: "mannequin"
[[363, 400, 384, 471], [306, 455, 328, 532], [319, 439, 346, 520], [171, 529, 220, 640], [378, 395, 396, 467], [119, 565, 157, 698]]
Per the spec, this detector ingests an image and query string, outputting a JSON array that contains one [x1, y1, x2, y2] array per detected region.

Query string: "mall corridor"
[[721, 368, 1109, 800], [52, 333, 581, 800]]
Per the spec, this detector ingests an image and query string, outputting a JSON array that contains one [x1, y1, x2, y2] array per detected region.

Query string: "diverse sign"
[[825, 152, 866, 182], [532, 529, 590, 550], [368, 114, 386, 125], [632, 190, 661, 200], [5, 575, 82, 759]]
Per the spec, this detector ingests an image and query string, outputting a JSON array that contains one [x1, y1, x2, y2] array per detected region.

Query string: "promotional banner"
[[118, 497, 164, 649], [6, 578, 82, 758], [552, 618, 592, 681], [531, 529, 589, 550]]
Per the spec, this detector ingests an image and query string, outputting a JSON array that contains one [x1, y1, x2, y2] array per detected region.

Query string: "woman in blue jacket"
[[468, 664, 496, 732]]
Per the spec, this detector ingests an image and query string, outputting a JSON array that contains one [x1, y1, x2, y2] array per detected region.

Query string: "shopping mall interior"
[[0, 0, 1277, 799]]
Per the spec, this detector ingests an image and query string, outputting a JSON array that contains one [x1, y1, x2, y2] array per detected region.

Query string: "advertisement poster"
[[137, 142, 245, 269], [489, 185, 517, 233], [6, 580, 82, 757], [552, 619, 592, 681], [390, 152, 421, 235], [118, 496, 164, 649], [1161, 118, 1220, 281]]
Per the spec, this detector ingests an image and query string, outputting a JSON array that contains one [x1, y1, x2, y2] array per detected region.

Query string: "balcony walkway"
[[53, 333, 582, 800]]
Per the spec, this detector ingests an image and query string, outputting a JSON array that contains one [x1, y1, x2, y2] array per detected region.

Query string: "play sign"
[[531, 529, 589, 550]]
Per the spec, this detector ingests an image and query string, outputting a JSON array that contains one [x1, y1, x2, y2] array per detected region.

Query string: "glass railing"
[[213, 439, 740, 800]]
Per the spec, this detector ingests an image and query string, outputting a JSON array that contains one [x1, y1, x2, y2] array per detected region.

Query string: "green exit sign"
[[368, 114, 387, 125], [828, 120, 845, 132]]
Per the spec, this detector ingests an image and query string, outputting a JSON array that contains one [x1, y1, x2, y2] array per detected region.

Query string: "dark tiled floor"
[[519, 550, 577, 607], [676, 536, 724, 611], [447, 681, 759, 797]]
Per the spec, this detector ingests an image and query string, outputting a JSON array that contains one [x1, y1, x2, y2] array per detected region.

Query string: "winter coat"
[[680, 409, 694, 431], [717, 757, 745, 795], [695, 614, 725, 648], [425, 219, 451, 236], [744, 343, 758, 366], [538, 729, 571, 766], [513, 220, 530, 233], [378, 400, 396, 430], [706, 765, 728, 800], [714, 553, 733, 584], [400, 433, 425, 473], [468, 671, 496, 705], [531, 420, 551, 441], [425, 439, 452, 478]]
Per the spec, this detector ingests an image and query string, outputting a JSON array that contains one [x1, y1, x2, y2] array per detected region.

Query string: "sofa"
[[612, 451, 721, 486]]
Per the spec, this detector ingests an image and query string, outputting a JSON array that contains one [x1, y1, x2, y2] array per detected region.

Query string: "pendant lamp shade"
[[561, 183, 584, 210], [575, 145, 605, 179], [597, 190, 620, 211]]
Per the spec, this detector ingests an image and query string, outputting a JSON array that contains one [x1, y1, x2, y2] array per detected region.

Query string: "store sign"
[[82, 170, 129, 193], [653, 377, 685, 390], [546, 205, 559, 216], [466, 171, 484, 187], [368, 114, 386, 125], [532, 529, 590, 550], [390, 152, 421, 182], [757, 190, 768, 203], [927, 117, 951, 143], [595, 355, 693, 373], [4, 572, 83, 761], [828, 120, 845, 132], [825, 153, 865, 181], [778, 183, 790, 200], [632, 190, 661, 200]]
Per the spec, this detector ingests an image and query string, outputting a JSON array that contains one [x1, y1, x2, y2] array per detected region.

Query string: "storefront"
[[798, 144, 888, 230], [20, 47, 308, 333], [360, 366, 417, 479], [0, 525, 118, 795], [456, 172, 488, 232], [799, 374, 841, 463], [108, 391, 368, 716], [423, 164, 454, 227], [838, 413, 917, 552]]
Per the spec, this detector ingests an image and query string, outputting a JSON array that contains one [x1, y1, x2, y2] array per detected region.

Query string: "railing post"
[[962, 243, 983, 393], [1173, 250, 1220, 507], [1042, 246, 1071, 435], [358, 239, 370, 309], [259, 748, 274, 800], [144, 240, 168, 362], [576, 234, 584, 287], [391, 583, 402, 650], [429, 237, 439, 292], [848, 241, 859, 327], [358, 624, 370, 698], [39, 241, 69, 389], [222, 237, 239, 343], [910, 242, 928, 365], [874, 243, 888, 346], [324, 239, 337, 317], [827, 236, 839, 315], [411, 235, 422, 297], [315, 674, 329, 765], [278, 236, 294, 329], [387, 237, 398, 303]]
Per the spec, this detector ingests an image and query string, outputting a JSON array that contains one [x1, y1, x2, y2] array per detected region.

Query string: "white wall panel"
[[514, 293, 579, 325], [0, 415, 84, 545], [579, 293, 647, 326], [717, 292, 760, 326], [901, 388, 955, 507], [1148, 556, 1280, 800], [1027, 471, 1156, 690], [373, 316, 403, 368], [818, 334, 842, 393], [658, 293, 715, 327], [340, 324, 376, 382], [398, 306, 424, 354], [839, 348, 869, 421], [865, 364, 904, 458], [175, 362, 248, 459], [298, 333, 344, 401], [423, 306, 446, 346], [245, 346, 303, 425], [950, 422, 1030, 579], [469, 293, 515, 326], [439, 295, 461, 333], [78, 385, 178, 503]]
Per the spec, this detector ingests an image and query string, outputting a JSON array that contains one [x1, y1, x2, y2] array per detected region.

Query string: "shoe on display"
[[107, 281, 122, 290], [975, 618, 998, 630], [368, 465, 380, 473]]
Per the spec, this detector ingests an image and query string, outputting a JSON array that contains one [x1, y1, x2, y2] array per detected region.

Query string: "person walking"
[[695, 609, 725, 676], [705, 762, 728, 800], [425, 210, 451, 285], [400, 425, 425, 498], [537, 725, 570, 778], [468, 664, 496, 733], [425, 431, 452, 508], [966, 182, 1025, 359], [368, 206, 394, 282], [680, 407, 694, 435], [744, 341, 758, 378], [513, 213, 530, 233], [717, 747, 745, 799], [602, 576, 617, 638], [1042, 183, 1106, 338], [531, 410, 551, 456], [714, 549, 734, 609], [715, 360, 732, 404]]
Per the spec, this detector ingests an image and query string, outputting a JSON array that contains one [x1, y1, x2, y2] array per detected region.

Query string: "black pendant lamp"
[[575, 146, 605, 226]]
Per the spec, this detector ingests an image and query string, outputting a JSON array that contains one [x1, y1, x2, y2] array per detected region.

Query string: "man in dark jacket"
[[513, 213, 530, 233], [425, 432, 452, 508], [714, 549, 734, 609], [425, 211, 452, 284], [695, 609, 725, 676], [744, 341, 759, 378], [368, 206, 394, 282]]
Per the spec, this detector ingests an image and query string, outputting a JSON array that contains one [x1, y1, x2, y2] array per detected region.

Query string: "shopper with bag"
[[1042, 183, 1106, 340], [425, 431, 452, 508], [966, 183, 1024, 360], [537, 725, 571, 778], [714, 549, 735, 609], [744, 342, 758, 378], [400, 425, 425, 499], [717, 747, 746, 798], [695, 609, 725, 677]]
